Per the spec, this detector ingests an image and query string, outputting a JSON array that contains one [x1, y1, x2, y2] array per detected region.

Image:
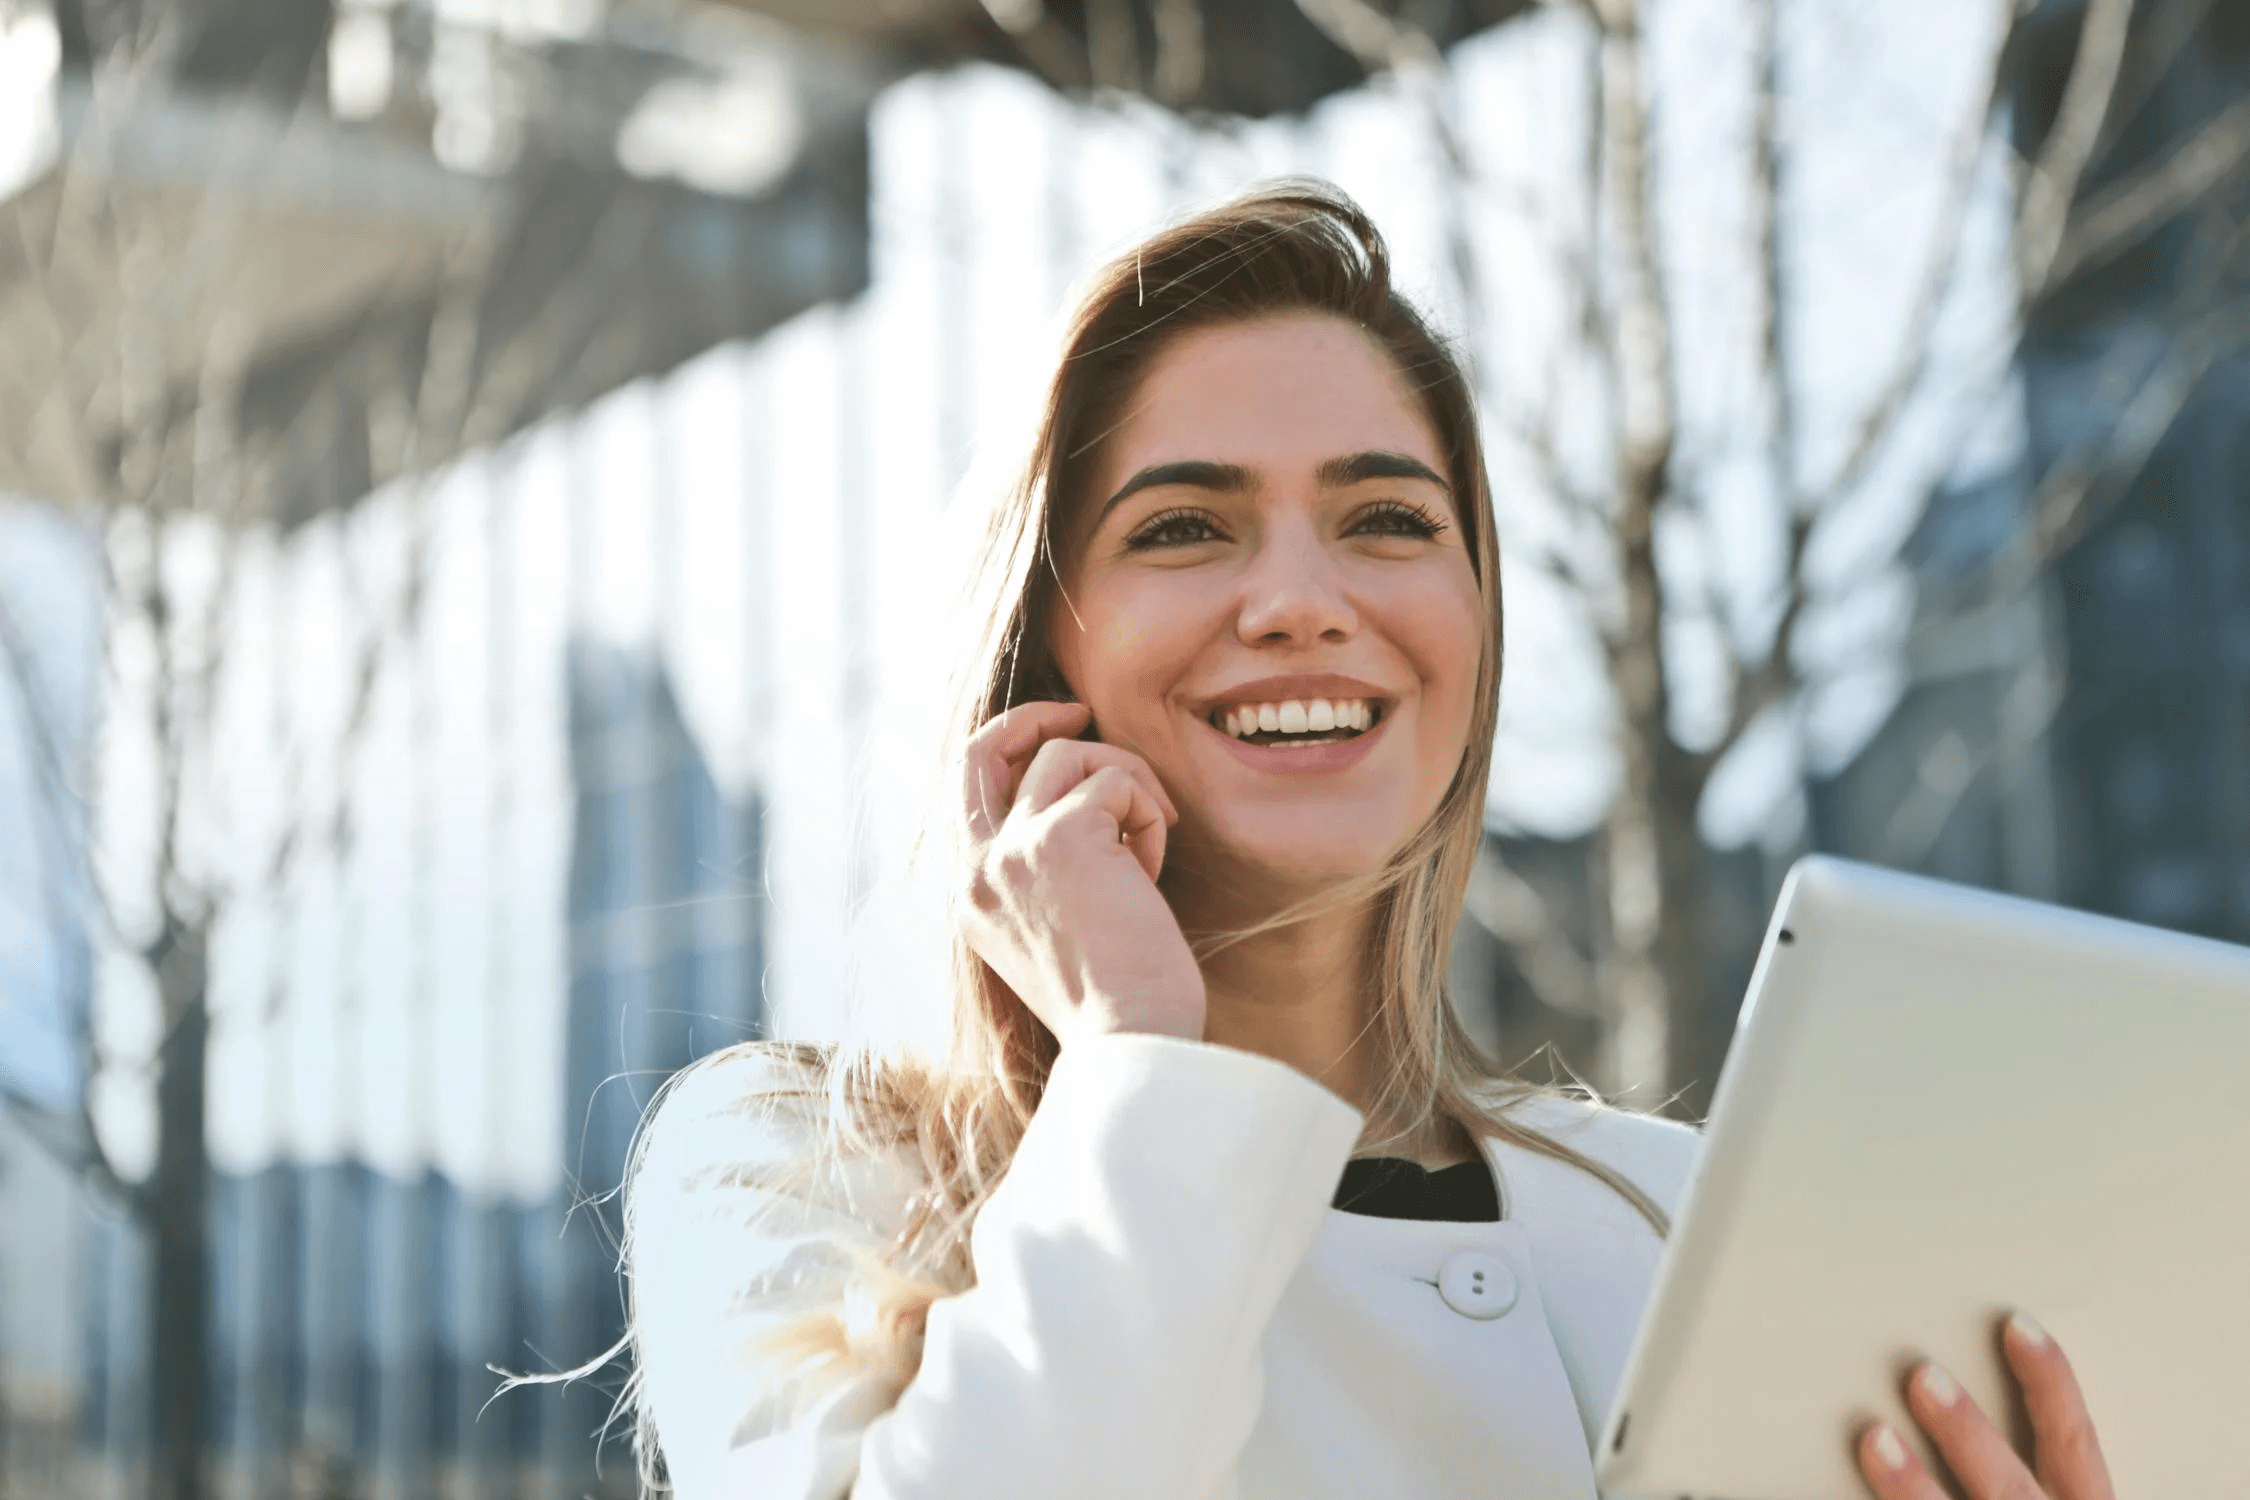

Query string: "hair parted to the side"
[[616, 179, 1669, 1490]]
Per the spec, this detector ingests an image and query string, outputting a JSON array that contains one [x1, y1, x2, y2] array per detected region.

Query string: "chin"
[[1187, 814, 1411, 892]]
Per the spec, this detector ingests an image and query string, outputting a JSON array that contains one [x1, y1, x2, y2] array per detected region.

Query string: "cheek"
[[1382, 563, 1485, 733], [1056, 575, 1213, 732]]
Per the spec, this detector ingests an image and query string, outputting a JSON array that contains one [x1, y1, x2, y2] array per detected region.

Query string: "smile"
[[1210, 697, 1384, 747]]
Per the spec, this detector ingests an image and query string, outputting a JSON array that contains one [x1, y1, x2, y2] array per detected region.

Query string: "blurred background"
[[0, 0, 2243, 1494]]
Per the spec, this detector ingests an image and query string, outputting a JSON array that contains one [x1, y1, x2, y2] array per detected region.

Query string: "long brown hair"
[[619, 179, 1667, 1482]]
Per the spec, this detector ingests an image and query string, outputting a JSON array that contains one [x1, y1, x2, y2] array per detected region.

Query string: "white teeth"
[[1216, 698, 1379, 739]]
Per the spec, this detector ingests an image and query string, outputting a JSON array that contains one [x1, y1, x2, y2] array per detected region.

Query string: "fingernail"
[[1918, 1362, 1960, 1407], [2008, 1311, 2049, 1349], [1871, 1423, 1908, 1470]]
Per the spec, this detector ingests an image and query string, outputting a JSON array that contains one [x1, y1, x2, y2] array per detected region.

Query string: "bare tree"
[[0, 11, 661, 1497], [1294, 0, 2250, 1110]]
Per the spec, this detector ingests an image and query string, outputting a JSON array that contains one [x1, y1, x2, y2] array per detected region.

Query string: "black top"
[[1331, 1155, 1502, 1222]]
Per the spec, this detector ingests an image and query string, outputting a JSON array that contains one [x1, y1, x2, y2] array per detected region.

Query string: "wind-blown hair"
[[616, 180, 1667, 1488]]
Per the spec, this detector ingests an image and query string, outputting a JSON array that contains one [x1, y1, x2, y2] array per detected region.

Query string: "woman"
[[624, 184, 2112, 1500]]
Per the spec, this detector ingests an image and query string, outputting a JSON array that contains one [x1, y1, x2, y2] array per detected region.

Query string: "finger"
[[2005, 1313, 2115, 1500], [1047, 765, 1170, 882], [990, 705, 1099, 812], [971, 698, 1093, 768], [1854, 1421, 1951, 1500], [961, 702, 1092, 841], [1016, 739, 1177, 826], [1905, 1361, 2042, 1500]]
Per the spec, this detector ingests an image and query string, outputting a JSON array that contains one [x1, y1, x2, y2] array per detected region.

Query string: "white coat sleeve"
[[628, 1033, 1367, 1500]]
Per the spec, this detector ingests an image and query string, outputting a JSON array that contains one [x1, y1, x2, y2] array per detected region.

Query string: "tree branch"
[[2100, 0, 2210, 139], [0, 597, 86, 826], [1897, 290, 2250, 641], [0, 1082, 143, 1215], [1079, 0, 1140, 89], [1872, 730, 1981, 868], [1811, 11, 2012, 509], [1492, 397, 1611, 517], [1750, 0, 1793, 492], [1873, 639, 2070, 870], [0, 596, 141, 1215], [2047, 93, 2250, 288], [1596, 0, 1675, 483], [1462, 847, 1600, 1017], [2017, 0, 2137, 297], [2024, 299, 2250, 562], [1690, 0, 1809, 774], [1708, 511, 1813, 766], [1292, 0, 1443, 73], [1151, 0, 1206, 107]]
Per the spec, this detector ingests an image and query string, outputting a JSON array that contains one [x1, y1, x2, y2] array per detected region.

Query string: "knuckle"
[[1096, 744, 1154, 778], [1046, 801, 1104, 839], [2050, 1417, 2104, 1468], [998, 837, 1050, 884], [1081, 773, 1138, 814], [960, 861, 1004, 915]]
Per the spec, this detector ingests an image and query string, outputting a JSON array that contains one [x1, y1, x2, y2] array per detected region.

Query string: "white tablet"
[[1594, 856, 2250, 1500]]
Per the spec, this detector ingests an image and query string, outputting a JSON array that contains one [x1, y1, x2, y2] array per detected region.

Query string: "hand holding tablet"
[[1596, 857, 2250, 1500], [1854, 1312, 2115, 1500]]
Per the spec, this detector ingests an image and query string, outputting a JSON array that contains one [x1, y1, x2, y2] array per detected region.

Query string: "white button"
[[1437, 1251, 1518, 1320]]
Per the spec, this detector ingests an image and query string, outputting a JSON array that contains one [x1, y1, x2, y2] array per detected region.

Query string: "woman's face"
[[1050, 312, 1484, 889]]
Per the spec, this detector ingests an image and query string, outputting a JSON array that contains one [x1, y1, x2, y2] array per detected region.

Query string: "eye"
[[1349, 500, 1448, 541], [1124, 507, 1230, 550]]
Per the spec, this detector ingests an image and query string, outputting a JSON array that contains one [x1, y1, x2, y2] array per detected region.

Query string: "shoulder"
[[1492, 1092, 1703, 1223], [633, 1044, 820, 1216], [629, 1041, 922, 1265], [626, 1044, 926, 1484], [634, 1042, 830, 1183]]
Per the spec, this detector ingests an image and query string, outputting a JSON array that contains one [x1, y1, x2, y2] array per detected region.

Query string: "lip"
[[1196, 673, 1395, 716], [1191, 673, 1396, 776]]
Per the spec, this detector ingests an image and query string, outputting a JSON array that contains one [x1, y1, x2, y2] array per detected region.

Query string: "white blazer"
[[630, 1033, 1701, 1500]]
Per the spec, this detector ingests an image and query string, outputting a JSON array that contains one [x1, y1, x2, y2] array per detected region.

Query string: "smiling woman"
[[614, 178, 2118, 1500], [616, 179, 1694, 1500], [613, 182, 2116, 1500]]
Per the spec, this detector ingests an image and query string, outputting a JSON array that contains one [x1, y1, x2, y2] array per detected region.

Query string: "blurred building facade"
[[2034, 2, 2250, 941], [57, 638, 762, 1499]]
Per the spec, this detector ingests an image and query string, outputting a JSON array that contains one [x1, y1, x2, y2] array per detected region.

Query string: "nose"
[[1235, 519, 1357, 647]]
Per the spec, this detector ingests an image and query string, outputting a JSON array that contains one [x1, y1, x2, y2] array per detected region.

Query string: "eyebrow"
[[1317, 450, 1450, 492], [1095, 449, 1449, 528]]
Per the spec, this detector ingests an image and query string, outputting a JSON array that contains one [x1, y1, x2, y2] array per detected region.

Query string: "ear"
[[1029, 655, 1094, 737], [1010, 660, 1077, 710], [1039, 613, 1084, 707], [1053, 673, 1095, 736]]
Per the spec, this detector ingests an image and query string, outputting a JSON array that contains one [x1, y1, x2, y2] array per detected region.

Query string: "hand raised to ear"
[[957, 701, 1205, 1049]]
